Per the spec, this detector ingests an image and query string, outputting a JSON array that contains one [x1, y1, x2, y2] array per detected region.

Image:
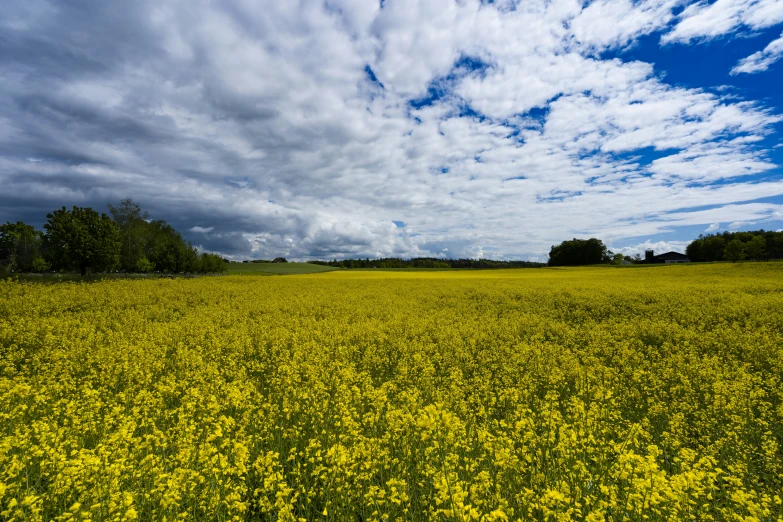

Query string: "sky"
[[2, 0, 783, 261]]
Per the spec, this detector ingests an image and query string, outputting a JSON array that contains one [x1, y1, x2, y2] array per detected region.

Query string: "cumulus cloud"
[[731, 31, 783, 74], [0, 0, 782, 260], [705, 222, 720, 232]]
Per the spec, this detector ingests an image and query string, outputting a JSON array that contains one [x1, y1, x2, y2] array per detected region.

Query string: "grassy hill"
[[227, 262, 339, 275]]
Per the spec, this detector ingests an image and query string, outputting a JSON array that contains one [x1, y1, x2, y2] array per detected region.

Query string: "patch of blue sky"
[[457, 103, 486, 121], [453, 55, 492, 76], [520, 106, 549, 124], [611, 27, 783, 103], [408, 85, 445, 110], [536, 190, 584, 203], [505, 127, 522, 140], [364, 65, 384, 89], [408, 55, 491, 111], [607, 146, 681, 166], [603, 27, 783, 176], [768, 142, 783, 164]]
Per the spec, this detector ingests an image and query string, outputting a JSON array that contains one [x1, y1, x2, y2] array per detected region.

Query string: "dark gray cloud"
[[1, 0, 782, 260]]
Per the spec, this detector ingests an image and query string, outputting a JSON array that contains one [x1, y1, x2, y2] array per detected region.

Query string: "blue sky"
[[1, 0, 783, 261]]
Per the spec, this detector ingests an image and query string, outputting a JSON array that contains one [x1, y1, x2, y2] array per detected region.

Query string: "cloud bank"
[[1, 0, 782, 260]]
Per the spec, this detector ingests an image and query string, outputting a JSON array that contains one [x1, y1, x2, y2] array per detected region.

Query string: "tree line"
[[546, 231, 783, 267], [307, 257, 546, 269], [685, 230, 783, 262], [0, 199, 227, 276]]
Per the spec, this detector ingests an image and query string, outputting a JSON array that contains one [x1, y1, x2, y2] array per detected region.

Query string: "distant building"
[[643, 250, 690, 264]]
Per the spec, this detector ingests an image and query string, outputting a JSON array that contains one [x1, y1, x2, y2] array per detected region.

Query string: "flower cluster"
[[1, 263, 782, 521]]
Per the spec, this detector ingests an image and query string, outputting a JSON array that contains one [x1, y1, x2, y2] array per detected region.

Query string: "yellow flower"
[[0, 264, 781, 521]]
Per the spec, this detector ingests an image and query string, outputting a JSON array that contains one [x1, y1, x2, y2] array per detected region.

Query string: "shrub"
[[31, 257, 51, 273], [199, 253, 228, 274], [135, 256, 155, 273]]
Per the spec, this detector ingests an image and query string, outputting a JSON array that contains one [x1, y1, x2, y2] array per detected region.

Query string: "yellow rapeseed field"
[[1, 264, 782, 521]]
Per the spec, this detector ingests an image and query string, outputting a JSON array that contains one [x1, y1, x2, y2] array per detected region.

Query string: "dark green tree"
[[767, 233, 783, 259], [724, 239, 745, 263], [0, 221, 45, 272], [548, 238, 608, 266], [144, 220, 200, 273], [701, 236, 726, 262], [744, 235, 766, 260], [108, 199, 151, 272], [44, 207, 121, 275], [686, 230, 783, 262], [685, 237, 704, 262]]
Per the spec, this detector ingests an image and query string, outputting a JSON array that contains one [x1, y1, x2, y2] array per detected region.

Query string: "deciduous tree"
[[548, 238, 608, 266], [724, 239, 745, 263], [744, 235, 766, 260], [108, 199, 150, 272], [0, 221, 45, 272], [44, 207, 121, 275]]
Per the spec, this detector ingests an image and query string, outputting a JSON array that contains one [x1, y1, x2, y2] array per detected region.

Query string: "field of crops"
[[1, 264, 782, 521], [227, 263, 338, 275]]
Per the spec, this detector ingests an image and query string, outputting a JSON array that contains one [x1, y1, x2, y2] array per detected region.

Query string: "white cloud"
[[664, 0, 783, 43], [731, 31, 783, 74], [570, 0, 680, 50], [190, 226, 214, 234], [705, 222, 720, 232], [729, 221, 750, 229], [649, 139, 776, 182]]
